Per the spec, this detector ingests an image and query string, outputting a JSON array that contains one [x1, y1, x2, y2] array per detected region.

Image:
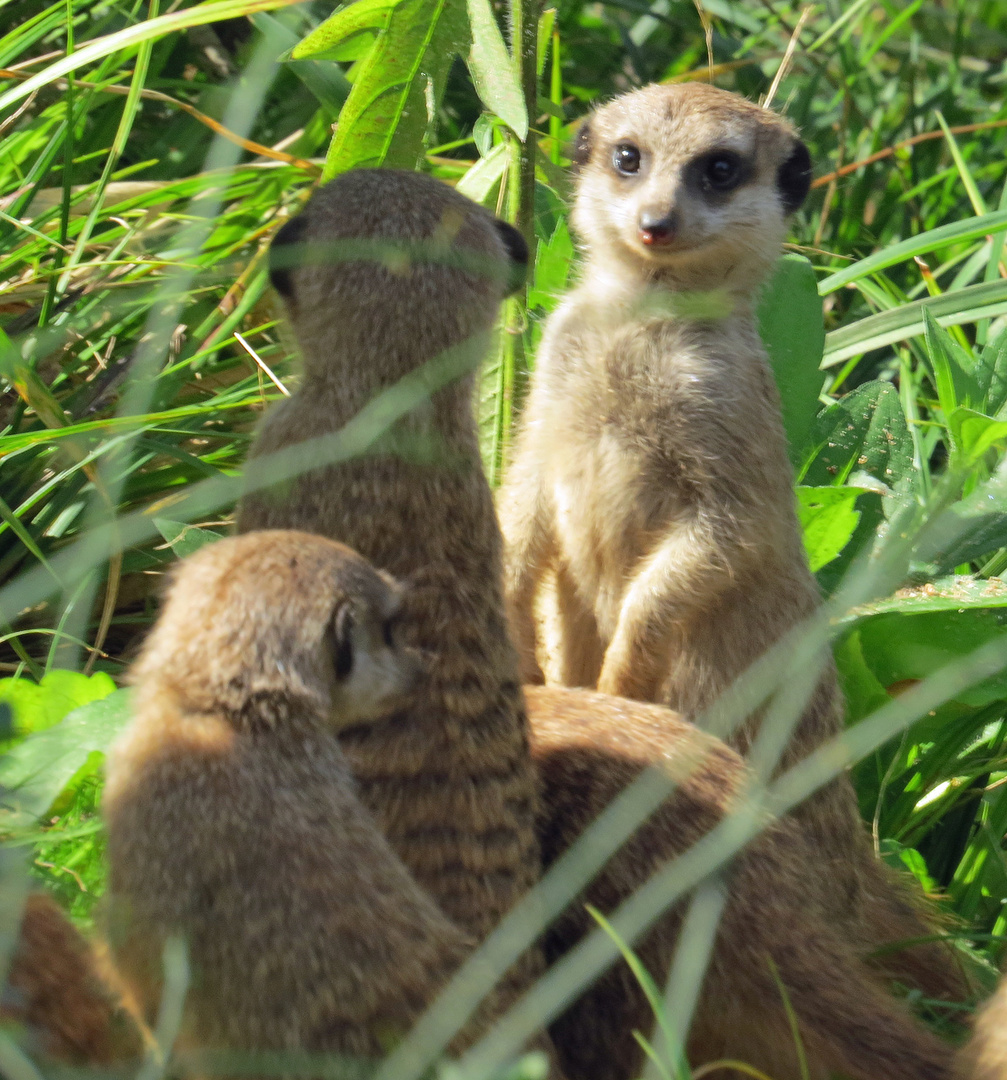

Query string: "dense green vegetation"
[[3, 0, 1007, 1073]]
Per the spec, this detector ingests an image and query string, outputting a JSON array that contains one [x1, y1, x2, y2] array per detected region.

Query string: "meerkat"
[[1, 892, 145, 1065], [960, 975, 1007, 1080], [103, 530, 504, 1068], [236, 169, 546, 1012], [236, 167, 955, 1080], [499, 81, 966, 1001], [529, 685, 956, 1080]]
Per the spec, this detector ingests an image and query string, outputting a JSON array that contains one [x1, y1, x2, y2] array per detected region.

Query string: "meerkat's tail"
[[1, 893, 146, 1066], [770, 912, 956, 1080], [854, 854, 973, 1005]]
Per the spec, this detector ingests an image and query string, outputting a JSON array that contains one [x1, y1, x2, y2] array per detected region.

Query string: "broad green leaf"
[[308, 0, 470, 178], [153, 518, 225, 558], [801, 381, 914, 493], [290, 0, 398, 62], [846, 576, 1007, 620], [796, 486, 864, 572], [818, 210, 1007, 294], [465, 0, 527, 138], [855, 608, 1007, 709], [0, 670, 117, 737], [977, 325, 1007, 416], [922, 309, 982, 420], [823, 279, 1007, 368], [948, 408, 1007, 465], [758, 255, 825, 466], [0, 689, 132, 823], [527, 217, 573, 314]]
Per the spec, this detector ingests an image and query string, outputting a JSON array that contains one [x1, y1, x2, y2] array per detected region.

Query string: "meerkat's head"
[[571, 83, 812, 292], [268, 169, 528, 378], [131, 531, 419, 732]]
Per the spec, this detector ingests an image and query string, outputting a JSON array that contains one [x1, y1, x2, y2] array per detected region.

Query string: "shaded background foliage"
[[3, 0, 1007, 1057]]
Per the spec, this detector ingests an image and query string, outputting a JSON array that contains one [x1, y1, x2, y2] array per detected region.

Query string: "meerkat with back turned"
[[500, 82, 965, 999], [103, 531, 500, 1066]]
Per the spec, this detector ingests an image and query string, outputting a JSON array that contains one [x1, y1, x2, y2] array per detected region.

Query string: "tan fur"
[[531, 685, 955, 1080], [103, 531, 488, 1068], [961, 974, 1007, 1080], [235, 170, 546, 1012], [1, 892, 145, 1065], [500, 81, 966, 1001]]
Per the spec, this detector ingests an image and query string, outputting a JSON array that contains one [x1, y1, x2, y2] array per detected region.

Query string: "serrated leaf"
[[0, 689, 132, 823], [922, 308, 982, 421], [796, 486, 864, 572], [758, 254, 825, 466], [465, 0, 527, 138], [527, 218, 573, 313], [801, 381, 914, 493], [318, 0, 470, 178]]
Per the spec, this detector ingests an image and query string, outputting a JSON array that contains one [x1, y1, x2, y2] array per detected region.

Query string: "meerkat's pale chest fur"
[[501, 81, 967, 1003], [103, 532, 496, 1065]]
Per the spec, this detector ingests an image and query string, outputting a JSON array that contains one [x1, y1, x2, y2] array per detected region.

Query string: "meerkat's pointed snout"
[[638, 207, 680, 246]]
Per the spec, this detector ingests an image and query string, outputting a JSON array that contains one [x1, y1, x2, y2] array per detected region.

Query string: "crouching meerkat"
[[531, 685, 956, 1080], [103, 531, 499, 1068], [1, 893, 145, 1066], [235, 169, 551, 1029], [499, 82, 966, 1000]]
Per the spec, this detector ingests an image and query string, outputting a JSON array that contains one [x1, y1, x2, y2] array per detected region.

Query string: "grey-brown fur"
[[531, 685, 956, 1080], [500, 81, 965, 1001], [103, 531, 488, 1066], [235, 170, 546, 1010]]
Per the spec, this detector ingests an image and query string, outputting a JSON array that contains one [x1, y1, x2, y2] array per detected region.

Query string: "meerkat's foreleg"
[[596, 521, 731, 700], [552, 563, 606, 688], [500, 471, 558, 685]]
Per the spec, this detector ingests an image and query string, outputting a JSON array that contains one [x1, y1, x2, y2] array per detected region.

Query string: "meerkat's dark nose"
[[639, 210, 679, 247]]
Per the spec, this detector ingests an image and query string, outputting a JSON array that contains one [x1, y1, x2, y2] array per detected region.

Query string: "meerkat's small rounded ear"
[[777, 139, 813, 213], [331, 604, 355, 681], [572, 119, 593, 169], [493, 219, 529, 295], [269, 214, 309, 299]]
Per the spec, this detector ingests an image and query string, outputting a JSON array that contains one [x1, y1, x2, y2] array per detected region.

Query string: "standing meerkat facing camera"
[[500, 81, 966, 999], [103, 531, 494, 1066], [235, 170, 548, 1011]]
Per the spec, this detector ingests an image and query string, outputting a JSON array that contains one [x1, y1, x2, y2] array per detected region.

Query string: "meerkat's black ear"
[[493, 219, 529, 296], [572, 119, 593, 169], [331, 604, 355, 681], [269, 213, 309, 299], [777, 138, 813, 213]]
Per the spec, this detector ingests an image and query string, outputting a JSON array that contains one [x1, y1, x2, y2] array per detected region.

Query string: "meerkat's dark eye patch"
[[612, 143, 642, 175], [332, 604, 355, 681], [777, 139, 813, 213], [493, 219, 529, 296], [572, 120, 592, 169], [694, 150, 748, 195], [268, 214, 309, 298]]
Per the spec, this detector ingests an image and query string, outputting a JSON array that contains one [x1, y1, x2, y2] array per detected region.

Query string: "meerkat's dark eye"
[[613, 144, 641, 175], [701, 152, 743, 193]]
